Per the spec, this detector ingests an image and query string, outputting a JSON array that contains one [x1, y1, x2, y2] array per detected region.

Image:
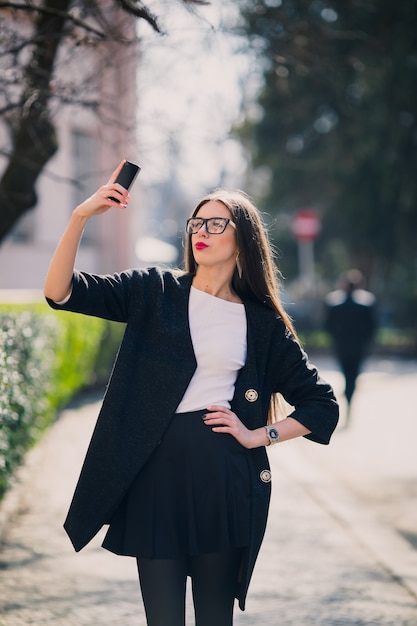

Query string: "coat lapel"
[[232, 299, 275, 428]]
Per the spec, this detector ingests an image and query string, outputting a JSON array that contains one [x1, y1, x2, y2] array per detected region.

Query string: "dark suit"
[[47, 267, 338, 610], [325, 288, 376, 404]]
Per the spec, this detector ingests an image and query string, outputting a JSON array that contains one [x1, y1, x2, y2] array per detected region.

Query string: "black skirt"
[[102, 409, 251, 558]]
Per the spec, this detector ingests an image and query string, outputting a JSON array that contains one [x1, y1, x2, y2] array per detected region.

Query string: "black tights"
[[136, 550, 241, 626]]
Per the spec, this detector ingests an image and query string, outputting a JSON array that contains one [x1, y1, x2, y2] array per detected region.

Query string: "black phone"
[[110, 160, 141, 201]]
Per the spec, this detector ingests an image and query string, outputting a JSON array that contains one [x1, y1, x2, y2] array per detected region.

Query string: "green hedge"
[[0, 304, 124, 499]]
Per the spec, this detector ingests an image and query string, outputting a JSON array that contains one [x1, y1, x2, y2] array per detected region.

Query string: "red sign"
[[292, 209, 321, 242]]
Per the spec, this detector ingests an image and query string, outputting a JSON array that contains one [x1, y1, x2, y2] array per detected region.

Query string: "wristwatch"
[[265, 424, 279, 446]]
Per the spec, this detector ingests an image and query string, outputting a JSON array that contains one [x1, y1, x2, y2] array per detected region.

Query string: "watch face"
[[269, 428, 279, 440]]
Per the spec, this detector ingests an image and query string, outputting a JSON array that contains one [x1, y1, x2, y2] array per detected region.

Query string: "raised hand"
[[74, 160, 130, 219]]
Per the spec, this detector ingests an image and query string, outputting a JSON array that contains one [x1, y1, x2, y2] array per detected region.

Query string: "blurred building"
[[0, 4, 141, 290]]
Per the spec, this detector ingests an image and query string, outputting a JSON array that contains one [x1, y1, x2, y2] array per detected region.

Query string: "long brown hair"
[[184, 188, 298, 423]]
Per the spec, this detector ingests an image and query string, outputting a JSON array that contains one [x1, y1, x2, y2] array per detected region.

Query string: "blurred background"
[[1, 0, 416, 356]]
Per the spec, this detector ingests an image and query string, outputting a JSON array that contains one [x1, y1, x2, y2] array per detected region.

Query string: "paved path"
[[1, 358, 417, 625]]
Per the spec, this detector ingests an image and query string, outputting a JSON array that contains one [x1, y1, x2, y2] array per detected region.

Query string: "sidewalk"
[[1, 361, 417, 625]]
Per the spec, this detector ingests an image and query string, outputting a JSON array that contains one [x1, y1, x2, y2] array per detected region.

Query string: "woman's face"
[[191, 200, 238, 272]]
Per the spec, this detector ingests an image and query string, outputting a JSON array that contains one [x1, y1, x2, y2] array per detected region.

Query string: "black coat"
[[47, 267, 338, 610]]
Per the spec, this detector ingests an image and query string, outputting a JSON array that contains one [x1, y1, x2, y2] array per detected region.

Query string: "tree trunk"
[[0, 0, 71, 243]]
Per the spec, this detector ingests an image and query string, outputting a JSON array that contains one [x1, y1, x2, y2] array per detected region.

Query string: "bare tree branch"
[[114, 0, 211, 34], [115, 0, 161, 33], [0, 0, 71, 242], [0, 2, 108, 38]]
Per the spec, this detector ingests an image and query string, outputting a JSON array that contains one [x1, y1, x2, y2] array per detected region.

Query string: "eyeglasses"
[[186, 217, 236, 235]]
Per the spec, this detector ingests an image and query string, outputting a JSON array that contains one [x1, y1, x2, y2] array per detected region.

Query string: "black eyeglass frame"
[[186, 217, 236, 235]]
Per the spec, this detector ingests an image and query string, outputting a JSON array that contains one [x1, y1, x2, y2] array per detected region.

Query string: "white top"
[[176, 286, 247, 413]]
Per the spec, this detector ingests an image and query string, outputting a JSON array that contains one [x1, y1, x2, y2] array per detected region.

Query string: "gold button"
[[260, 469, 271, 483], [245, 388, 258, 402]]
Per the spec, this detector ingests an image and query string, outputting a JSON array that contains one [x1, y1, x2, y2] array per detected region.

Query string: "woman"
[[44, 160, 339, 626]]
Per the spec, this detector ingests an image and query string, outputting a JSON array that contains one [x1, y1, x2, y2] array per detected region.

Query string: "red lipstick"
[[195, 242, 208, 250]]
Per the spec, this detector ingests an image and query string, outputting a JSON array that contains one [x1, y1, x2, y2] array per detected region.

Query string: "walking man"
[[325, 269, 377, 419]]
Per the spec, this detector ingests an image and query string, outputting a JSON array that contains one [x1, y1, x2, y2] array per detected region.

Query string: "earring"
[[236, 253, 243, 279]]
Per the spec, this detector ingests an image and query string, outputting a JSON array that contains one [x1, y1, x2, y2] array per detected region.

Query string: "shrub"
[[0, 304, 124, 499]]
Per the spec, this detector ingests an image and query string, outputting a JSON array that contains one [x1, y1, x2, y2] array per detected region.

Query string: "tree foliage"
[[0, 0, 207, 243], [236, 0, 417, 329]]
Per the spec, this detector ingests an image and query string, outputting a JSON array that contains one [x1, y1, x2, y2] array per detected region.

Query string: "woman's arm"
[[246, 416, 311, 448], [203, 408, 311, 449], [43, 160, 130, 303]]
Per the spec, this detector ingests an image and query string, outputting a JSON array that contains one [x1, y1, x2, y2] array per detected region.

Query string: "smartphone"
[[110, 160, 141, 201]]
